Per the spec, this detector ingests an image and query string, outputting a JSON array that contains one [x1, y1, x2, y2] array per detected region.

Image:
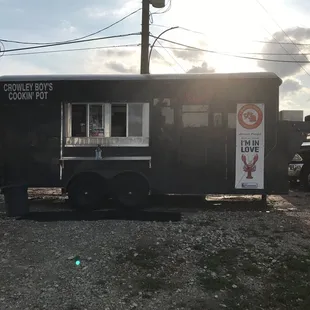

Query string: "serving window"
[[64, 102, 149, 147], [182, 104, 209, 128]]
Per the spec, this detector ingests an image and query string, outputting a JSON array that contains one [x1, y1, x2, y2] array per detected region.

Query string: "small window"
[[89, 104, 104, 137], [182, 104, 209, 127], [213, 113, 223, 127], [182, 112, 209, 127], [72, 105, 86, 137], [65, 102, 149, 146], [182, 105, 208, 112], [111, 104, 127, 137], [128, 104, 143, 136], [228, 113, 236, 129]]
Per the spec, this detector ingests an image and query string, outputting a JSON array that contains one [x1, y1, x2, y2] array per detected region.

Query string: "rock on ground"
[[0, 191, 310, 310]]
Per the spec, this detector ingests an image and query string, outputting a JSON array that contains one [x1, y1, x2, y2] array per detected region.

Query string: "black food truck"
[[0, 73, 306, 211]]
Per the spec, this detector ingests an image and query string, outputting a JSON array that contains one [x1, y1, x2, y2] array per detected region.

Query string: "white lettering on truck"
[[3, 82, 54, 101]]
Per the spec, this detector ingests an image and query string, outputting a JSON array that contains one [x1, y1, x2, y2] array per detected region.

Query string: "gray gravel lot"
[[1, 191, 310, 310]]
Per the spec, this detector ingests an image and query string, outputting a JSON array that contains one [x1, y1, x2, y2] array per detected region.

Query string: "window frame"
[[227, 112, 237, 129], [64, 102, 150, 147], [181, 104, 209, 128]]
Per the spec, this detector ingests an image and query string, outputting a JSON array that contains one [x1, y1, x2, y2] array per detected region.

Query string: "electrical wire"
[[151, 47, 179, 73], [2, 43, 140, 57], [0, 41, 5, 57], [0, 8, 141, 45], [255, 0, 310, 77], [150, 35, 310, 63], [1, 33, 141, 53], [150, 23, 310, 46], [155, 40, 185, 72], [156, 45, 310, 56], [4, 40, 310, 59]]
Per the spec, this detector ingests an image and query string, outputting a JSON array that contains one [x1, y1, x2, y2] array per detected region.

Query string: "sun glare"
[[163, 0, 278, 73]]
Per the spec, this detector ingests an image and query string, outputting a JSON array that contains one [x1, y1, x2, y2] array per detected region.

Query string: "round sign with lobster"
[[238, 104, 263, 130]]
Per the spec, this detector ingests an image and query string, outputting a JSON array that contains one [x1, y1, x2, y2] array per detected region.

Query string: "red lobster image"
[[241, 154, 259, 179], [243, 111, 257, 123]]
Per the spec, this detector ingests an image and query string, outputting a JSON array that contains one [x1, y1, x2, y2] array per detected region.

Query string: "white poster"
[[235, 103, 265, 189]]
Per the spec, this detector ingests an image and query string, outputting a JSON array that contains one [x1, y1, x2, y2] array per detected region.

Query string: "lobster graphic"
[[243, 111, 257, 123], [241, 154, 259, 179]]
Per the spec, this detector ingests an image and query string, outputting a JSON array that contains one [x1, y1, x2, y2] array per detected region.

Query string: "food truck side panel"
[[57, 76, 280, 195], [0, 81, 61, 187], [160, 77, 281, 195], [0, 74, 298, 197]]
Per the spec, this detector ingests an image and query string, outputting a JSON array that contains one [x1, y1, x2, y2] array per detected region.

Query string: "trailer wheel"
[[300, 167, 310, 191], [67, 173, 107, 210], [111, 172, 150, 209]]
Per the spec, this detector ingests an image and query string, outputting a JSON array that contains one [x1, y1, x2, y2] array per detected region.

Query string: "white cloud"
[[187, 62, 214, 73], [257, 27, 310, 78], [85, 46, 140, 73], [58, 20, 77, 34], [85, 0, 141, 19], [0, 58, 53, 75], [281, 78, 303, 94], [280, 85, 310, 116]]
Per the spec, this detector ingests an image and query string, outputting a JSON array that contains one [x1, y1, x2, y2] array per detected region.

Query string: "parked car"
[[288, 141, 310, 190]]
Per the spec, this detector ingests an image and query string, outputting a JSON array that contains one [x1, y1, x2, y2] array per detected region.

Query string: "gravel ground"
[[1, 191, 310, 310]]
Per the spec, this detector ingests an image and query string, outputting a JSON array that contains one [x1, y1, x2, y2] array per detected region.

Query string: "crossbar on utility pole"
[[140, 0, 150, 74]]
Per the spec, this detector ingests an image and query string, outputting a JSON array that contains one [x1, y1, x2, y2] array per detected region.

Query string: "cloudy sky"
[[1, 0, 310, 115]]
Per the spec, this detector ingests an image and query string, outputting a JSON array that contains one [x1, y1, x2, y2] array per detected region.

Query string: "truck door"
[[178, 103, 228, 194], [206, 104, 228, 192], [226, 110, 237, 190]]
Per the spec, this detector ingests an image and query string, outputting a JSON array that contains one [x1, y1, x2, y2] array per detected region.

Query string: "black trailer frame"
[[0, 72, 305, 209]]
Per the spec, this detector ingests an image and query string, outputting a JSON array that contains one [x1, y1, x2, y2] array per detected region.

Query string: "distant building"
[[279, 110, 303, 122]]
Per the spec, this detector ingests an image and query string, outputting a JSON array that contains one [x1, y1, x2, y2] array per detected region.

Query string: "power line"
[[1, 33, 140, 53], [155, 40, 185, 72], [151, 36, 310, 63], [0, 41, 5, 57], [2, 44, 140, 57], [151, 46, 179, 73], [150, 23, 310, 46], [255, 0, 310, 77], [157, 45, 310, 56], [4, 40, 310, 59], [0, 8, 141, 45]]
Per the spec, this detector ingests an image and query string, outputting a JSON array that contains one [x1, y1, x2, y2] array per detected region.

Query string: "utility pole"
[[140, 0, 150, 74]]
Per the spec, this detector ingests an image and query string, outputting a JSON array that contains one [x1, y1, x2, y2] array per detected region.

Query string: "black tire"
[[111, 172, 150, 209], [301, 167, 310, 191], [67, 173, 107, 210], [289, 180, 299, 189]]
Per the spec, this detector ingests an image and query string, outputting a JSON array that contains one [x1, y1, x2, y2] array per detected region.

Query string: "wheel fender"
[[111, 170, 149, 186], [66, 171, 105, 190], [66, 170, 149, 192]]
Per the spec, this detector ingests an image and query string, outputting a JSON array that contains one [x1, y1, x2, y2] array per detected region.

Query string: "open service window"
[[64, 103, 150, 147]]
